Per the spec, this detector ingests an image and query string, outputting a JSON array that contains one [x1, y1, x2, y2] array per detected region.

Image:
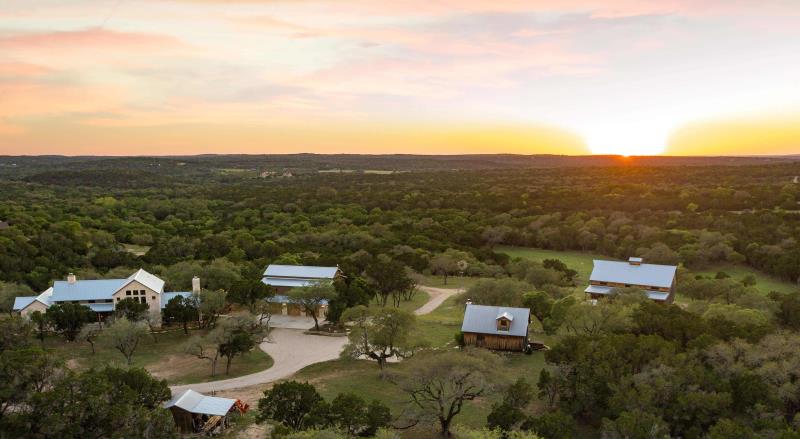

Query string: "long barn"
[[461, 303, 530, 352]]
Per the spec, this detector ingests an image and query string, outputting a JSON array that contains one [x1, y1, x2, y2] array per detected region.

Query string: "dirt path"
[[169, 284, 464, 395], [414, 286, 463, 315]]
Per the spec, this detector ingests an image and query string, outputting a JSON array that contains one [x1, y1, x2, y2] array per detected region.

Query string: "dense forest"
[[2, 156, 800, 291], [4, 156, 800, 438]]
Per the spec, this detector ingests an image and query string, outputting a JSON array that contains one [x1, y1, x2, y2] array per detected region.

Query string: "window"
[[151, 296, 155, 301], [88, 300, 96, 303], [126, 290, 131, 296], [116, 298, 120, 302]]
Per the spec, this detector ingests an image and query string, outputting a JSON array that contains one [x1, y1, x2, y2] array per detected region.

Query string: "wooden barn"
[[460, 303, 530, 352]]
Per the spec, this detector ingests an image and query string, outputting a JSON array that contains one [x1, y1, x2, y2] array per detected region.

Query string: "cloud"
[[0, 27, 183, 51]]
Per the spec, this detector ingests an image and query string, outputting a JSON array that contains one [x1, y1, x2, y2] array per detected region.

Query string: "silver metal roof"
[[12, 296, 37, 310], [86, 303, 114, 312], [584, 284, 670, 301], [589, 259, 676, 288], [461, 304, 529, 337], [51, 279, 127, 302], [49, 269, 164, 302], [12, 287, 53, 310], [164, 389, 236, 416], [263, 264, 338, 279], [262, 277, 329, 288]]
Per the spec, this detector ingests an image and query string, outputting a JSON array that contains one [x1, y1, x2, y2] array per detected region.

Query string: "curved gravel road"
[[170, 285, 463, 394]]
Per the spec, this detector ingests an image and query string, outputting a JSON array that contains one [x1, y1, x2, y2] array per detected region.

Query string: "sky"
[[0, 0, 799, 157]]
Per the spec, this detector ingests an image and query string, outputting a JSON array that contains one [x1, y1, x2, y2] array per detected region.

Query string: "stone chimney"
[[67, 273, 77, 284], [192, 276, 201, 293], [628, 257, 643, 266]]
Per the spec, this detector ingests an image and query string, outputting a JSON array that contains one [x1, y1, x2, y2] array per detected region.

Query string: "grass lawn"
[[41, 327, 273, 385], [295, 351, 548, 436], [692, 264, 799, 295], [419, 274, 484, 290], [370, 289, 430, 313]]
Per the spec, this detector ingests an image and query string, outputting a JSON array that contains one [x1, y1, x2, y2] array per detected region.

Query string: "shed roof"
[[461, 304, 529, 337], [589, 259, 676, 288], [164, 390, 236, 416], [584, 284, 670, 301], [263, 264, 338, 279]]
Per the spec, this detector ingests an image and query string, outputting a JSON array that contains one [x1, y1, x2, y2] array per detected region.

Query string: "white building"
[[12, 269, 198, 323]]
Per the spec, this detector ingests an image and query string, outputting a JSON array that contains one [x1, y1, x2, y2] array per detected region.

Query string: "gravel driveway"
[[170, 285, 463, 394]]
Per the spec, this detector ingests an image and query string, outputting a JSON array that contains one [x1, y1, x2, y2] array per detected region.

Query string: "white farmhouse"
[[12, 269, 198, 324]]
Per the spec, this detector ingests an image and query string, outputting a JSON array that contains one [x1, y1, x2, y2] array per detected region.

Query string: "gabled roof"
[[263, 264, 338, 279], [164, 390, 235, 416], [49, 269, 164, 302], [13, 296, 37, 311], [461, 304, 529, 337], [13, 287, 54, 311], [124, 268, 165, 293], [589, 259, 676, 289]]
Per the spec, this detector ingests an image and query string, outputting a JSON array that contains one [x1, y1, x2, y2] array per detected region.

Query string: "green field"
[[42, 327, 273, 385], [419, 274, 484, 290], [295, 352, 547, 436], [498, 246, 799, 296]]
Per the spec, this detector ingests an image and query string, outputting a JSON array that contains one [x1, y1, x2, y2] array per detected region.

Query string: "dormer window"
[[496, 311, 514, 331]]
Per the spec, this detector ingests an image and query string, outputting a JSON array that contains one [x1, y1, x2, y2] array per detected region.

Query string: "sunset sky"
[[1, 0, 799, 156]]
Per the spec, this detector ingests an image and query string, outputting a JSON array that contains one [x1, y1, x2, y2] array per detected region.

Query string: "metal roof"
[[124, 268, 165, 293], [50, 269, 164, 302], [263, 264, 338, 279], [12, 287, 53, 311], [589, 259, 676, 289], [461, 304, 529, 337], [161, 292, 193, 309], [13, 296, 37, 311], [164, 389, 236, 416], [51, 279, 127, 302], [584, 285, 670, 301]]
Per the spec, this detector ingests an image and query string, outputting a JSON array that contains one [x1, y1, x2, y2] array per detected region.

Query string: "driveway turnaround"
[[170, 284, 464, 394]]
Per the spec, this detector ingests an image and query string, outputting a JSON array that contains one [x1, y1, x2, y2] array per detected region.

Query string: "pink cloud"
[[0, 27, 183, 51]]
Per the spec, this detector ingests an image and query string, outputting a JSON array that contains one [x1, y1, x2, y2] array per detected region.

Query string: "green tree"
[[229, 279, 274, 313], [487, 378, 534, 431], [29, 310, 48, 343], [115, 297, 149, 321], [287, 282, 337, 331], [78, 323, 102, 354], [257, 381, 325, 431], [395, 349, 500, 437], [45, 302, 95, 341], [163, 295, 198, 334], [328, 393, 391, 436], [601, 410, 670, 439], [198, 289, 226, 328], [341, 306, 418, 370], [328, 276, 374, 323], [0, 281, 33, 315], [107, 317, 149, 365]]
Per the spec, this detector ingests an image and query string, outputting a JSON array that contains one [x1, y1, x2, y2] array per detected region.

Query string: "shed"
[[461, 304, 530, 352], [164, 389, 237, 433], [585, 257, 677, 303]]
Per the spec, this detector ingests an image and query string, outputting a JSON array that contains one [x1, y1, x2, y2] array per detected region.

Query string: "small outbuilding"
[[164, 389, 241, 434], [461, 304, 530, 352]]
